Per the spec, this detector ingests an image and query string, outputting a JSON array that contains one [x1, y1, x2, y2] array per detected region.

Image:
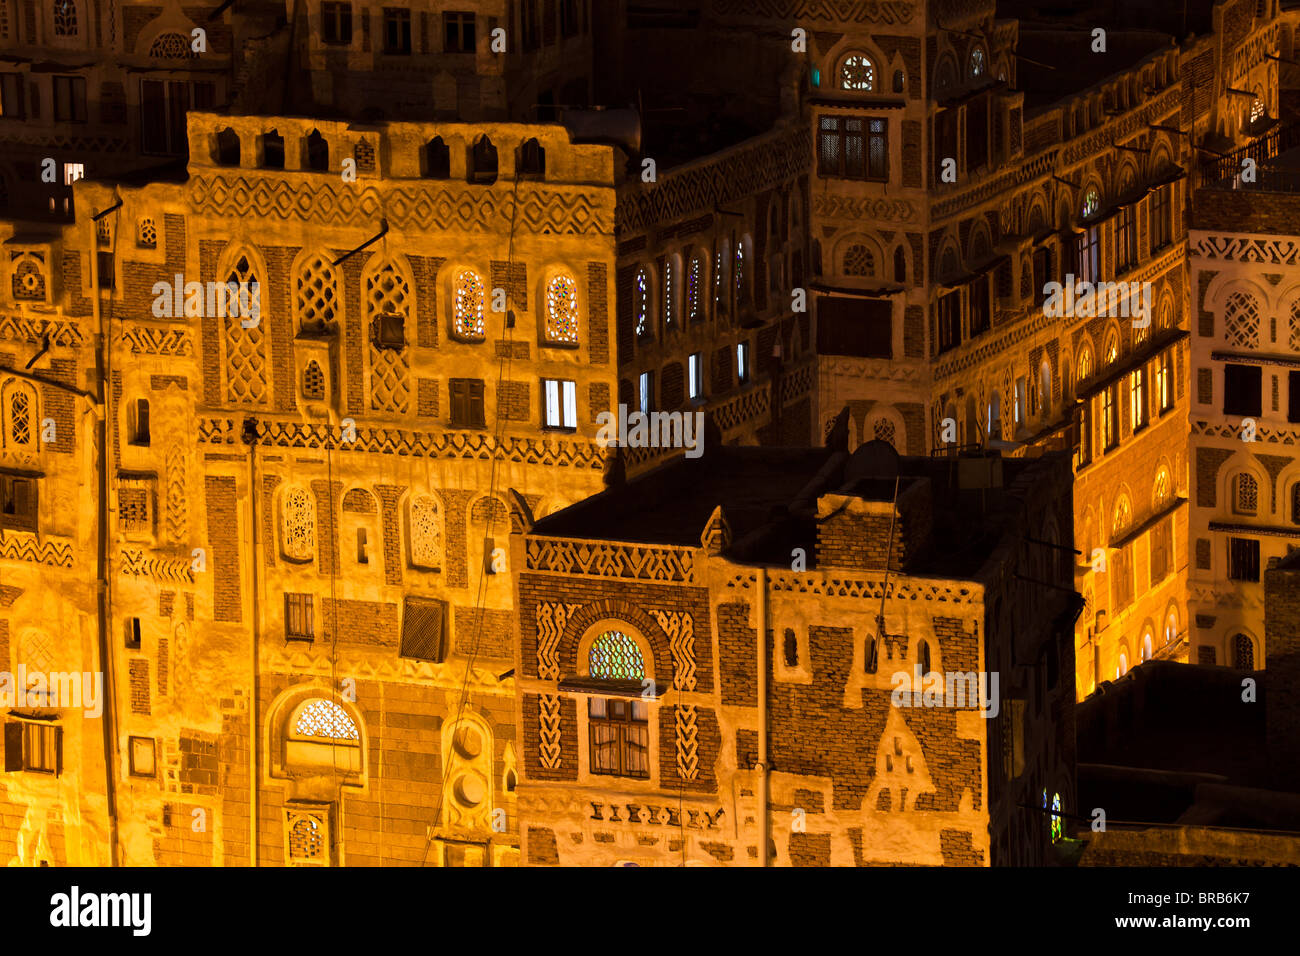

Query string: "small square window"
[[128, 736, 156, 777], [285, 593, 314, 641], [124, 617, 141, 649]]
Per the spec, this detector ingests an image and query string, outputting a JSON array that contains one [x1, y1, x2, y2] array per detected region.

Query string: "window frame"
[[541, 377, 577, 431], [321, 2, 353, 45], [587, 696, 650, 779], [448, 378, 486, 429], [52, 75, 86, 123], [382, 6, 413, 55]]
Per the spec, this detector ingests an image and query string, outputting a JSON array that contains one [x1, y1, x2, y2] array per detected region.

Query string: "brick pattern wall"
[[204, 475, 241, 622], [587, 262, 610, 365], [319, 598, 399, 647]]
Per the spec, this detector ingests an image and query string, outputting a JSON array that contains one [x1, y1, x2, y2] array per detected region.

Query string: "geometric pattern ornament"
[[588, 631, 646, 681], [149, 32, 195, 59], [295, 252, 339, 330], [535, 601, 579, 680], [538, 693, 562, 770], [293, 698, 359, 740], [544, 272, 579, 344], [223, 255, 268, 405], [366, 263, 410, 413], [1223, 291, 1260, 349], [654, 610, 696, 691], [675, 704, 699, 780]]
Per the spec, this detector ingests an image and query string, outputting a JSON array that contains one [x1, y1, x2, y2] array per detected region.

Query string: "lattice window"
[[149, 32, 195, 58], [7, 385, 32, 447], [53, 0, 77, 36], [12, 255, 45, 301], [1154, 468, 1171, 508], [544, 272, 579, 344], [119, 488, 150, 532], [95, 218, 110, 246], [843, 244, 874, 277], [715, 240, 729, 312], [293, 699, 359, 740], [687, 256, 703, 321], [970, 47, 986, 78], [286, 809, 328, 865], [137, 218, 157, 248], [1234, 473, 1258, 515], [735, 241, 746, 299], [1232, 633, 1255, 670], [634, 268, 649, 337], [1289, 299, 1300, 351], [409, 495, 441, 568], [223, 255, 267, 405], [588, 631, 645, 681], [663, 259, 675, 328], [1224, 291, 1260, 349], [453, 269, 485, 340], [295, 253, 339, 331], [872, 416, 896, 448], [366, 263, 411, 413], [840, 53, 875, 91], [302, 360, 325, 400], [1112, 496, 1131, 537], [282, 486, 315, 561]]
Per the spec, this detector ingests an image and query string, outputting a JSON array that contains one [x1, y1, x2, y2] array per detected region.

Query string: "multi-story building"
[[512, 437, 1078, 866], [0, 109, 618, 865]]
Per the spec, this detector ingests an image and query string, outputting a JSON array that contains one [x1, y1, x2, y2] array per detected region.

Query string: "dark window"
[[1224, 364, 1262, 417], [1289, 370, 1300, 423], [261, 131, 285, 169], [400, 596, 448, 661], [129, 398, 150, 446], [422, 137, 450, 178], [0, 74, 24, 119], [561, 0, 579, 36], [817, 115, 887, 181], [1076, 227, 1100, 285], [305, 130, 328, 171], [96, 251, 114, 289], [894, 246, 906, 283], [449, 379, 486, 428], [1151, 185, 1171, 250], [4, 721, 60, 775], [1102, 384, 1118, 449], [966, 96, 989, 171], [938, 291, 962, 353], [140, 79, 189, 155], [216, 127, 240, 166], [1076, 401, 1092, 467], [124, 617, 141, 649], [1149, 518, 1170, 584], [382, 7, 412, 54], [469, 135, 497, 184], [284, 593, 314, 640], [1116, 205, 1135, 272], [53, 76, 86, 123], [969, 274, 990, 337], [322, 2, 353, 44], [1033, 248, 1049, 306], [0, 476, 37, 532], [588, 697, 649, 778], [935, 108, 958, 182], [1228, 537, 1260, 582], [443, 11, 476, 51], [918, 639, 932, 675], [1291, 483, 1300, 525], [864, 636, 877, 673], [1232, 634, 1255, 670], [517, 138, 545, 178], [892, 69, 904, 93], [817, 296, 891, 359], [1112, 545, 1133, 609], [783, 629, 798, 667]]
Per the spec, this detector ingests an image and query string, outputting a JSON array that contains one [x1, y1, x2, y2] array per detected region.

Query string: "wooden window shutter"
[[3, 722, 21, 771], [55, 726, 62, 777], [400, 597, 447, 662]]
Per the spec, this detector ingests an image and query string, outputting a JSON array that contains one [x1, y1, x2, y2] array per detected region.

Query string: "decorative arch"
[[574, 618, 657, 682], [268, 686, 367, 781], [836, 234, 883, 278], [292, 249, 340, 333], [967, 220, 992, 261], [450, 265, 487, 341], [364, 256, 412, 413], [1219, 453, 1269, 518], [1229, 630, 1259, 670], [542, 268, 580, 345], [933, 53, 958, 91], [216, 245, 269, 407], [148, 31, 196, 59]]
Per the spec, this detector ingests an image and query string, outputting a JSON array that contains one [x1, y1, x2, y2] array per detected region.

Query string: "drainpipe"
[[756, 566, 769, 867], [241, 416, 260, 866], [89, 202, 121, 867]]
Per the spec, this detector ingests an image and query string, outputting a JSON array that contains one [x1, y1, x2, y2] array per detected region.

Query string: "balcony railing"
[[1197, 122, 1300, 192]]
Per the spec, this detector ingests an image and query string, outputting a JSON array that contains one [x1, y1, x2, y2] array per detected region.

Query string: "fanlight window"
[[453, 269, 486, 340], [588, 631, 646, 681], [293, 698, 360, 741], [544, 273, 579, 344], [6, 383, 35, 448], [840, 53, 875, 91], [1224, 291, 1260, 350], [149, 32, 195, 58], [843, 243, 874, 277]]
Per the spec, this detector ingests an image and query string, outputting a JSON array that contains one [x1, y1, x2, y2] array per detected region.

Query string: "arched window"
[[634, 267, 650, 338], [1117, 652, 1128, 678], [687, 255, 704, 322], [294, 252, 339, 332], [1154, 467, 1171, 508], [917, 639, 932, 675], [223, 254, 268, 406], [544, 272, 579, 344], [588, 631, 645, 680], [872, 415, 896, 448], [294, 698, 359, 740], [1164, 608, 1179, 647], [422, 137, 451, 178], [662, 257, 676, 329], [453, 269, 486, 340], [1141, 631, 1153, 662], [843, 243, 874, 277], [149, 32, 195, 59], [261, 130, 285, 170], [4, 381, 36, 449], [1224, 290, 1261, 349], [1104, 331, 1119, 366], [52, 0, 77, 36], [517, 137, 545, 178], [304, 129, 329, 171], [894, 246, 907, 283], [282, 487, 315, 562], [970, 47, 986, 78], [1081, 187, 1100, 219], [215, 127, 240, 166], [1291, 482, 1300, 524], [840, 53, 875, 91], [469, 135, 498, 184], [1232, 633, 1255, 669], [1250, 96, 1267, 125], [1077, 347, 1092, 386], [1233, 472, 1258, 515], [1039, 360, 1052, 416], [409, 495, 442, 569], [1112, 495, 1131, 537], [366, 262, 411, 413]]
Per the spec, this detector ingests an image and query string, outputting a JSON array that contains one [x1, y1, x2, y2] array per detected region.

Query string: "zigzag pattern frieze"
[[526, 538, 697, 583], [536, 601, 580, 680], [189, 175, 614, 236], [3, 133, 129, 152], [538, 693, 562, 769], [726, 571, 974, 603], [616, 127, 810, 233], [262, 645, 507, 687], [811, 195, 916, 223], [198, 418, 608, 468], [119, 549, 195, 584], [1192, 235, 1300, 265], [0, 533, 73, 568], [709, 0, 915, 24], [655, 610, 697, 691], [675, 704, 700, 780], [121, 327, 193, 356], [1191, 420, 1300, 445], [0, 316, 85, 346]]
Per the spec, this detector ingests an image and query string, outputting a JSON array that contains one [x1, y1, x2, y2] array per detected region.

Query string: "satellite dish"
[[845, 439, 900, 484]]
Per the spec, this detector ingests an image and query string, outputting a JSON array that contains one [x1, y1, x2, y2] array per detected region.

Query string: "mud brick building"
[[0, 108, 619, 865], [512, 434, 1078, 866]]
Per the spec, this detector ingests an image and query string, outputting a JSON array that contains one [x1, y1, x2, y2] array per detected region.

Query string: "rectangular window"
[[322, 2, 353, 44], [443, 11, 476, 51], [129, 398, 150, 446], [588, 697, 649, 778], [1112, 544, 1133, 610], [1102, 384, 1118, 450], [382, 7, 412, 53], [1076, 227, 1100, 285], [938, 291, 962, 353], [935, 108, 958, 183], [123, 616, 142, 649], [4, 721, 60, 775], [128, 736, 156, 777], [1157, 350, 1173, 413], [284, 593, 314, 640], [400, 596, 448, 662], [561, 0, 579, 36], [817, 115, 886, 181], [449, 379, 486, 428], [1116, 206, 1135, 272], [1014, 377, 1026, 427], [1130, 367, 1148, 431], [737, 341, 751, 385], [1149, 518, 1170, 585], [1151, 185, 1171, 250], [0, 73, 23, 119], [542, 378, 577, 430], [689, 351, 704, 400], [1228, 536, 1260, 582], [63, 163, 84, 186], [140, 79, 190, 155], [96, 251, 114, 290], [966, 96, 989, 171], [1289, 370, 1300, 423], [969, 274, 991, 337], [1224, 363, 1262, 417], [1033, 248, 1049, 306], [0, 476, 37, 532], [53, 76, 86, 122], [638, 371, 654, 413], [1076, 400, 1092, 468]]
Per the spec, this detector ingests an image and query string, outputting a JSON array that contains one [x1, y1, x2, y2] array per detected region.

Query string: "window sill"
[[540, 340, 579, 350], [541, 425, 577, 434]]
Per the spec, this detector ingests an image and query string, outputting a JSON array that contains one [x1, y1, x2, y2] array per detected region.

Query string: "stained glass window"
[[1050, 793, 1063, 842], [715, 240, 729, 312], [453, 269, 486, 340], [735, 241, 746, 298], [588, 631, 646, 681], [634, 268, 649, 337], [545, 273, 579, 344], [1081, 187, 1100, 219], [970, 47, 986, 78], [840, 54, 874, 91], [53, 0, 77, 37], [293, 698, 359, 740], [687, 256, 702, 321], [1250, 97, 1266, 124]]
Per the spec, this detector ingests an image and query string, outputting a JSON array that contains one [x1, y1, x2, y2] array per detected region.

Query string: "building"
[[512, 434, 1078, 866]]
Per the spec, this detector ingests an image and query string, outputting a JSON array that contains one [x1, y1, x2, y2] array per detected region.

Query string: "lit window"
[[1081, 187, 1100, 219], [737, 341, 751, 385], [293, 699, 359, 741], [589, 631, 646, 681], [970, 47, 986, 78], [638, 371, 653, 413], [63, 163, 84, 185], [453, 269, 486, 340], [634, 268, 649, 338], [687, 255, 703, 321], [544, 273, 579, 344], [543, 378, 577, 430], [840, 53, 875, 91], [688, 351, 704, 401]]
